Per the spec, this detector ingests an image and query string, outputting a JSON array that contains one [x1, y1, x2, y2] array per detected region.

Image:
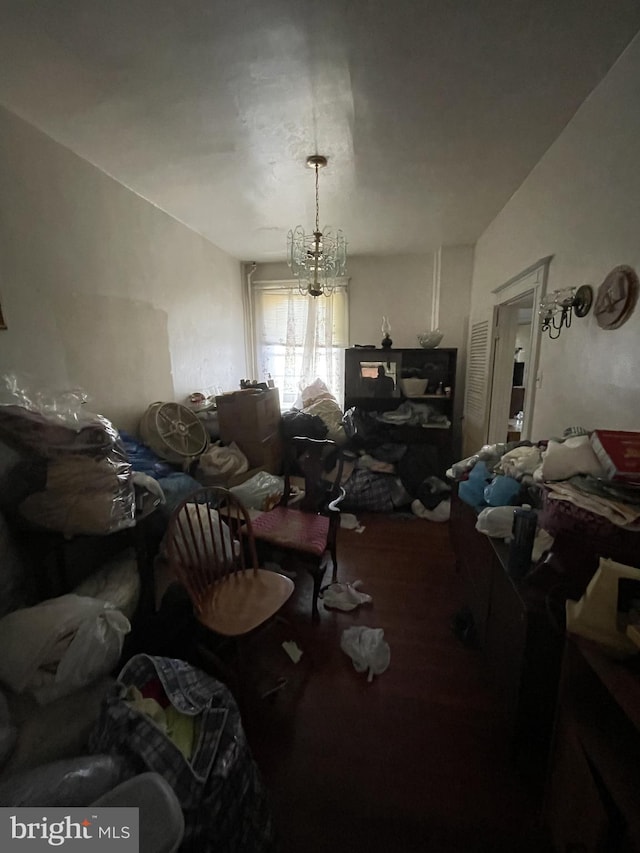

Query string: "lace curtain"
[[251, 282, 349, 409]]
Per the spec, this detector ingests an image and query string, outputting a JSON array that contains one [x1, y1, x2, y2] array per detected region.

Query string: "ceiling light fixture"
[[538, 285, 593, 339], [287, 155, 347, 297]]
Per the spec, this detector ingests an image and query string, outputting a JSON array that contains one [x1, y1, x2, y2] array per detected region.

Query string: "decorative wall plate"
[[594, 265, 639, 330]]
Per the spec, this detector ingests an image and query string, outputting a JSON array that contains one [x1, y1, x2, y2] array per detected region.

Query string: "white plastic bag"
[[53, 609, 130, 697], [230, 471, 285, 511], [321, 581, 372, 611], [0, 594, 130, 704], [340, 626, 390, 682], [475, 506, 516, 539], [198, 441, 249, 479]]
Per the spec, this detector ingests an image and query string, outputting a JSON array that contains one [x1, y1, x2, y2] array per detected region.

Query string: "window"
[[250, 281, 349, 409]]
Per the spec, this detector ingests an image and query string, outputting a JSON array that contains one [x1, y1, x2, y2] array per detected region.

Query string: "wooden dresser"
[[215, 388, 282, 474], [544, 637, 640, 852], [449, 491, 564, 795]]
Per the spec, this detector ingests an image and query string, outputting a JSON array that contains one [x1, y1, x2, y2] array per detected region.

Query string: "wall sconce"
[[538, 285, 593, 339]]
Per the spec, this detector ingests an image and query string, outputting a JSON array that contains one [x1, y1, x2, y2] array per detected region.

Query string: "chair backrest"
[[164, 487, 260, 611], [282, 436, 348, 513]]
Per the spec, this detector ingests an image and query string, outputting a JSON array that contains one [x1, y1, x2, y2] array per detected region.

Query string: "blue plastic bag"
[[119, 431, 175, 479], [157, 472, 203, 516], [458, 460, 491, 510], [484, 474, 521, 507]]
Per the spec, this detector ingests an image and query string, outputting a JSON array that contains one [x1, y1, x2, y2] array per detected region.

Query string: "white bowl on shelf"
[[417, 330, 444, 348], [400, 378, 428, 397]]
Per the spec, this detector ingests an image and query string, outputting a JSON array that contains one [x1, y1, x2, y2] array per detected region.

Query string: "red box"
[[590, 430, 640, 483]]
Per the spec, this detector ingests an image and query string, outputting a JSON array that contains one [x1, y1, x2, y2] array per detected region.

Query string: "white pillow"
[[541, 435, 605, 481]]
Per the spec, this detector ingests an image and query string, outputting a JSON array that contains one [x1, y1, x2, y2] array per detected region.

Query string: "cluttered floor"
[[226, 512, 553, 853], [2, 381, 638, 851]]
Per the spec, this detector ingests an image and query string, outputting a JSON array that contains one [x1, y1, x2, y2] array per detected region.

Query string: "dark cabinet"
[[344, 347, 457, 475], [484, 565, 528, 740], [450, 492, 564, 794], [450, 488, 495, 646]]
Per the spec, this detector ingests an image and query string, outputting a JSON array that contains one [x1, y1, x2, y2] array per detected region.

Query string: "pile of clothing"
[[450, 430, 640, 559], [0, 394, 135, 538]]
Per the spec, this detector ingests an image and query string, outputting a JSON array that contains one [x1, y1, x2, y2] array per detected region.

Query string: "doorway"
[[486, 257, 552, 445], [488, 296, 533, 443], [509, 304, 533, 441]]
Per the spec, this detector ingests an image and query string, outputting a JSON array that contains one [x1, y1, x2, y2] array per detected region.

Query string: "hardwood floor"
[[240, 512, 553, 853]]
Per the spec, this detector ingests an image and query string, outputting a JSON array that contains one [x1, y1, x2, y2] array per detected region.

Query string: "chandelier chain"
[[315, 163, 320, 233]]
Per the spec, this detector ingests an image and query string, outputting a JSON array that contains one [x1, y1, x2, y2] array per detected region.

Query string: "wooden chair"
[[163, 487, 294, 675], [249, 436, 350, 620]]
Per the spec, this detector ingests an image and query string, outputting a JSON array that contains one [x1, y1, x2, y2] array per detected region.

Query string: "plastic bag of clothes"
[[89, 655, 276, 853], [302, 397, 346, 443], [0, 757, 185, 851], [0, 594, 130, 704], [0, 374, 134, 537], [293, 378, 333, 411], [0, 754, 133, 807], [119, 430, 175, 479], [475, 506, 517, 539], [341, 468, 399, 513], [294, 379, 347, 444], [230, 471, 285, 511], [197, 441, 249, 480]]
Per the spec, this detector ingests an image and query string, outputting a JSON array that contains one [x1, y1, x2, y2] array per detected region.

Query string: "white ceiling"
[[1, 0, 639, 263]]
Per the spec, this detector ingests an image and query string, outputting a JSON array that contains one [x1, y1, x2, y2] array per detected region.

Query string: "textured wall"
[[0, 108, 246, 432], [470, 34, 640, 442]]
